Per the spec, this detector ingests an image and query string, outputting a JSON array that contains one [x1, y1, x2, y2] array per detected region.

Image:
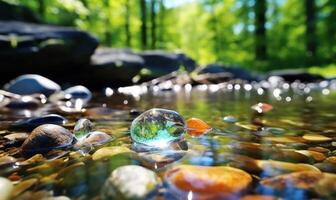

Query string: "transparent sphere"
[[130, 108, 186, 147]]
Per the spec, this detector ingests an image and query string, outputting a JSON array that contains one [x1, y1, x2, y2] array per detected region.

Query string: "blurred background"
[[0, 0, 335, 86]]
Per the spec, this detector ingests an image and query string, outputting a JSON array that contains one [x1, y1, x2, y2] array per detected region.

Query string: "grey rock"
[[21, 124, 73, 157], [64, 85, 92, 102], [267, 69, 325, 83], [5, 74, 60, 96], [101, 165, 160, 200], [12, 114, 67, 131]]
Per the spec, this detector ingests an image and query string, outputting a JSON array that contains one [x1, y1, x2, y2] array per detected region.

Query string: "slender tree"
[[125, 0, 131, 47], [140, 0, 148, 49], [254, 0, 267, 60], [37, 0, 46, 20], [305, 0, 317, 59], [158, 0, 165, 48], [150, 0, 157, 49], [104, 0, 112, 45]]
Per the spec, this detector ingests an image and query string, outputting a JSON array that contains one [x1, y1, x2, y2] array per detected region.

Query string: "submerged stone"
[[5, 74, 60, 96], [101, 165, 160, 200], [130, 108, 186, 147], [64, 85, 92, 102], [166, 165, 252, 199], [73, 118, 93, 140], [251, 103, 273, 114], [0, 177, 13, 200], [75, 131, 112, 147], [92, 146, 133, 160], [186, 117, 212, 136], [223, 115, 237, 123], [12, 114, 67, 130], [21, 124, 73, 157]]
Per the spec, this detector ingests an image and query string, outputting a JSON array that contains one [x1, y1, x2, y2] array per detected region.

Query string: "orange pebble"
[[251, 103, 273, 113], [186, 118, 212, 136]]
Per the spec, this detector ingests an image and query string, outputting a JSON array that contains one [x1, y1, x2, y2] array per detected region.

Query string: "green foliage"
[[11, 0, 336, 71]]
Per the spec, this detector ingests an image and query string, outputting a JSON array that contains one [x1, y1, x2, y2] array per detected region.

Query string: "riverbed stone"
[[75, 131, 112, 147], [21, 124, 73, 157], [12, 114, 67, 131], [5, 74, 60, 96], [260, 171, 336, 197], [64, 85, 92, 102], [92, 146, 133, 161], [0, 177, 13, 200], [186, 117, 212, 136], [101, 165, 160, 200], [166, 165, 252, 199]]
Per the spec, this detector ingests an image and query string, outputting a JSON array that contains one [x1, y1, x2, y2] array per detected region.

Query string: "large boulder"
[[88, 48, 145, 86], [0, 1, 40, 23], [0, 21, 98, 84], [194, 64, 260, 83], [139, 50, 197, 81], [267, 69, 325, 83]]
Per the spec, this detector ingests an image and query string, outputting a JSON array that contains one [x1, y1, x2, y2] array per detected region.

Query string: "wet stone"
[[302, 134, 332, 143], [166, 165, 252, 199], [11, 178, 38, 198], [101, 165, 160, 200], [0, 156, 17, 167], [5, 74, 61, 97], [130, 108, 186, 147], [314, 162, 336, 173], [260, 171, 336, 198], [92, 146, 133, 160], [0, 177, 13, 200], [223, 115, 237, 123], [12, 114, 67, 131], [6, 96, 41, 109], [186, 117, 212, 136], [73, 118, 93, 140], [21, 124, 73, 157], [75, 131, 112, 147], [138, 150, 187, 169], [64, 85, 92, 102]]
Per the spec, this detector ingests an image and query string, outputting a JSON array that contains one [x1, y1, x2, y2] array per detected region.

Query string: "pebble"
[[101, 165, 160, 200], [21, 124, 73, 157], [130, 108, 186, 147], [302, 134, 332, 143], [314, 162, 336, 173], [260, 171, 336, 198], [251, 103, 273, 113], [12, 114, 67, 130], [186, 117, 212, 136], [0, 177, 13, 200], [223, 115, 237, 123], [6, 96, 41, 109], [73, 118, 93, 140], [256, 160, 320, 176], [5, 74, 60, 96], [166, 165, 252, 199], [92, 146, 134, 160], [0, 156, 17, 167], [75, 131, 112, 147], [296, 150, 326, 162], [64, 85, 92, 102]]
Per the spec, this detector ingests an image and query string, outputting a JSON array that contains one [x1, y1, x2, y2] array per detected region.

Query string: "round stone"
[[64, 85, 92, 102], [223, 115, 237, 123], [5, 74, 60, 96], [21, 124, 73, 157], [166, 165, 252, 199], [0, 177, 13, 200], [130, 108, 186, 147], [73, 118, 93, 140], [101, 165, 160, 200], [186, 117, 212, 136]]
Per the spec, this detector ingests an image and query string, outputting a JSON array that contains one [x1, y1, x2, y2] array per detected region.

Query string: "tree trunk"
[[37, 0, 46, 21], [305, 0, 317, 59], [151, 0, 157, 49], [140, 0, 148, 49], [104, 0, 112, 45], [158, 0, 165, 48], [254, 0, 267, 60], [326, 0, 336, 59], [125, 0, 131, 47]]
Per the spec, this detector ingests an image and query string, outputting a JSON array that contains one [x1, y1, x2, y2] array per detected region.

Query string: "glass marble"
[[130, 108, 186, 147]]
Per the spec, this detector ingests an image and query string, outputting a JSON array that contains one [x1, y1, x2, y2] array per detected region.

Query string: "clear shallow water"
[[1, 83, 336, 199]]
